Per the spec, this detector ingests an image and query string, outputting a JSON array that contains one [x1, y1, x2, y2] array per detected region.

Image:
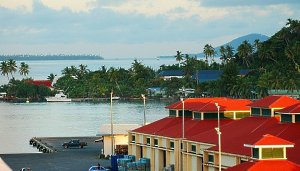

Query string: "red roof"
[[166, 97, 251, 112], [248, 134, 294, 146], [27, 80, 52, 88], [276, 102, 300, 114], [131, 117, 233, 139], [248, 95, 299, 108], [225, 160, 300, 171], [198, 117, 300, 164]]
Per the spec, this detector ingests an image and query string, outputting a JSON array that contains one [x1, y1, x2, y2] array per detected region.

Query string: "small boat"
[[112, 96, 120, 100], [46, 90, 71, 102]]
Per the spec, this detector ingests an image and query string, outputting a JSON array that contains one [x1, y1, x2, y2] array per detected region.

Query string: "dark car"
[[62, 139, 87, 148]]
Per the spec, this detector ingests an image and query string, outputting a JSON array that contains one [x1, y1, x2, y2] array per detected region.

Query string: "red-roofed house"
[[27, 80, 52, 89], [226, 135, 300, 171], [128, 96, 300, 171], [129, 97, 251, 171], [249, 95, 299, 117], [276, 102, 300, 123]]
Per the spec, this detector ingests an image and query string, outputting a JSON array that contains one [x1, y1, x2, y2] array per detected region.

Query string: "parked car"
[[20, 168, 31, 171], [88, 166, 110, 171], [62, 139, 87, 148]]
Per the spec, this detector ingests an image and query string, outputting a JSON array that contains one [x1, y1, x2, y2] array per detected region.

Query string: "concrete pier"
[[0, 136, 110, 171]]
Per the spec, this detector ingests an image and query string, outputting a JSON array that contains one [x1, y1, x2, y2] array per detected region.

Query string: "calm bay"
[[0, 58, 176, 154]]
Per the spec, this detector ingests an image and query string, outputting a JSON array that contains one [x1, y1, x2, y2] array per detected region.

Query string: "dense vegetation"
[[1, 19, 299, 100]]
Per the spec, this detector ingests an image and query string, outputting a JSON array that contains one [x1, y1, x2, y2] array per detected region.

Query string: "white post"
[[110, 91, 114, 155], [181, 98, 185, 171], [215, 103, 222, 171], [141, 94, 146, 125]]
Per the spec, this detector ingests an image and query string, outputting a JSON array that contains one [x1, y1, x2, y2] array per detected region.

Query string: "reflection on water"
[[0, 100, 169, 154]]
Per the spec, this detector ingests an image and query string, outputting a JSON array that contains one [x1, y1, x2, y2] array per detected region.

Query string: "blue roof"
[[159, 69, 251, 83], [159, 70, 184, 77]]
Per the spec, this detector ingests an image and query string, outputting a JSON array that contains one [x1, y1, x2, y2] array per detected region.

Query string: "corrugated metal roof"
[[248, 95, 299, 108], [276, 102, 300, 114], [225, 160, 300, 171]]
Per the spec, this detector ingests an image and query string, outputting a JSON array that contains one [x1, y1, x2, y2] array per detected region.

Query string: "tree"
[[0, 61, 10, 80], [219, 46, 226, 63], [19, 62, 29, 77], [237, 40, 253, 67], [47, 73, 56, 82], [175, 51, 183, 67], [7, 59, 17, 79], [225, 45, 234, 62], [203, 44, 215, 64]]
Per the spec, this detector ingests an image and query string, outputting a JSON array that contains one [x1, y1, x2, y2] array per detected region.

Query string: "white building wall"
[[155, 149, 159, 171], [131, 145, 136, 155], [146, 147, 151, 158], [208, 167, 215, 171], [200, 144, 213, 155], [162, 139, 167, 147], [191, 156, 197, 171], [222, 155, 236, 167], [170, 151, 175, 164], [139, 135, 143, 144]]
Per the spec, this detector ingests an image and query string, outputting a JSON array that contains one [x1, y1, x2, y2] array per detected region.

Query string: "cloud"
[[200, 0, 300, 7], [40, 0, 96, 13], [0, 0, 33, 12], [102, 0, 229, 21]]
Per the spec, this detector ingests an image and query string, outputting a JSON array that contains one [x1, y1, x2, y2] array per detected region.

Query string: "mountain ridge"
[[159, 33, 269, 59]]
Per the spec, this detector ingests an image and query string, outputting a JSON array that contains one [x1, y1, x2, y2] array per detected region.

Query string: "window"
[[169, 110, 176, 117], [170, 141, 174, 150], [251, 108, 260, 116], [208, 154, 214, 163], [194, 112, 201, 119], [146, 137, 150, 146], [191, 144, 196, 153], [154, 139, 158, 147], [262, 148, 284, 159], [252, 148, 259, 159], [262, 109, 271, 116], [131, 135, 135, 143], [281, 114, 292, 123], [296, 115, 300, 122]]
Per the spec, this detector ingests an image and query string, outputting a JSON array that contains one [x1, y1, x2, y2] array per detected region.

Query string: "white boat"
[[112, 96, 120, 100], [46, 91, 71, 102]]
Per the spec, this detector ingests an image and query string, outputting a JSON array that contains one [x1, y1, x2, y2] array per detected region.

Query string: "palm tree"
[[203, 44, 215, 64], [0, 61, 10, 80], [225, 45, 234, 61], [219, 46, 226, 63], [7, 59, 17, 79], [19, 62, 29, 77], [47, 73, 56, 82], [175, 50, 183, 67], [237, 41, 253, 67], [253, 39, 261, 52]]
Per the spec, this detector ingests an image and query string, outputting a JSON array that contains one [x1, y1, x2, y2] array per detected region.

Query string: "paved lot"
[[0, 137, 111, 171]]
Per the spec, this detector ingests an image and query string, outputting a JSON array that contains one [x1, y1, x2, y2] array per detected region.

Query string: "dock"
[[29, 137, 55, 153], [0, 136, 111, 171]]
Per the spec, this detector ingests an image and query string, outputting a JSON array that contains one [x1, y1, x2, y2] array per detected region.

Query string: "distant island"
[[0, 54, 104, 61]]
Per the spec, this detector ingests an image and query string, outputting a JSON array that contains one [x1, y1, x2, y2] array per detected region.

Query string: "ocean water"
[[0, 58, 177, 85], [0, 100, 169, 154], [0, 58, 176, 154]]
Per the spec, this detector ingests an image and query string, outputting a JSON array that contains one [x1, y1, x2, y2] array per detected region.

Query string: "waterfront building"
[[225, 134, 300, 171], [98, 124, 140, 156], [128, 95, 300, 171]]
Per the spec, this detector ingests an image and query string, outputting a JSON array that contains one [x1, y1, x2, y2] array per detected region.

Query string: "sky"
[[0, 0, 299, 59]]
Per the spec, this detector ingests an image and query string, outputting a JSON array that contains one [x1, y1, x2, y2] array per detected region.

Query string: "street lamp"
[[180, 98, 185, 171], [215, 103, 222, 171], [141, 94, 146, 126], [110, 91, 114, 155]]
